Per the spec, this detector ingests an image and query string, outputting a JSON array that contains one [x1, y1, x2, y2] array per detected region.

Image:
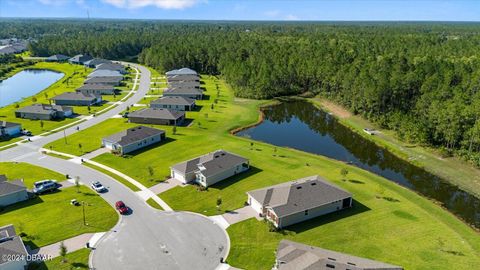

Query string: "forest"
[[1, 19, 479, 165]]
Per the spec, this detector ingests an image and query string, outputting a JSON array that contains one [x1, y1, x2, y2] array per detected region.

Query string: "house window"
[[304, 210, 308, 215]]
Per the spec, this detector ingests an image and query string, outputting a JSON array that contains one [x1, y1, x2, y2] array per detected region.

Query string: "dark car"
[[115, 201, 128, 215]]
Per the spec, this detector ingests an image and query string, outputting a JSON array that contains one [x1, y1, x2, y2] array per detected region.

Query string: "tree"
[[172, 125, 177, 135], [211, 104, 214, 110], [32, 97, 37, 102], [340, 168, 349, 180], [216, 197, 222, 211], [147, 166, 154, 180], [59, 241, 68, 263], [40, 120, 44, 130], [78, 143, 82, 153]]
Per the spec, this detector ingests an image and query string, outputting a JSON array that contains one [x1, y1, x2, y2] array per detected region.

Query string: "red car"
[[115, 201, 128, 215]]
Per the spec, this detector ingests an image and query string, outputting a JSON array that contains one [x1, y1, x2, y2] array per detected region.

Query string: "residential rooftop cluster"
[[0, 38, 28, 55]]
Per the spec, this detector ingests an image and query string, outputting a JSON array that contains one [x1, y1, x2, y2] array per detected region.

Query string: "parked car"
[[115, 201, 128, 214], [21, 129, 32, 136], [91, 181, 107, 193], [33, 180, 58, 194]]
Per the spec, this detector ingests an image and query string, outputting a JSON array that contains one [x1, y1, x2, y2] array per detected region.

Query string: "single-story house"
[[0, 224, 29, 270], [45, 54, 70, 62], [84, 58, 111, 68], [168, 80, 201, 89], [165, 67, 198, 76], [15, 104, 73, 120], [163, 87, 203, 100], [170, 150, 249, 187], [84, 76, 123, 86], [150, 96, 196, 111], [87, 70, 123, 78], [166, 75, 200, 83], [247, 175, 352, 228], [102, 126, 166, 155], [274, 240, 403, 270], [128, 108, 185, 126], [0, 175, 28, 207], [76, 84, 116, 95], [0, 121, 21, 137], [95, 63, 127, 74], [68, 54, 93, 65], [51, 92, 102, 106]]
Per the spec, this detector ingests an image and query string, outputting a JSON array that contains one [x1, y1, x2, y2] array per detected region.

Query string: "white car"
[[33, 180, 58, 194], [91, 181, 107, 193]]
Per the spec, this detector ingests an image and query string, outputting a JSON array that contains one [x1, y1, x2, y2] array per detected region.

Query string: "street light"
[[81, 201, 89, 226]]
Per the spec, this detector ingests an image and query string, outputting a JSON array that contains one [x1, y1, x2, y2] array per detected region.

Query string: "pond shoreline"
[[234, 97, 480, 231]]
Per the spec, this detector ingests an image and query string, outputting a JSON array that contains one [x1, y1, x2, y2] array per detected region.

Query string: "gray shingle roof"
[[87, 70, 123, 78], [128, 108, 185, 120], [276, 240, 403, 270], [103, 126, 165, 147], [171, 150, 248, 177], [15, 104, 72, 115], [95, 63, 125, 72], [0, 224, 28, 266], [46, 54, 70, 61], [0, 175, 26, 196], [69, 54, 93, 63], [165, 68, 198, 76], [163, 88, 203, 95], [247, 175, 352, 218], [150, 96, 195, 106], [0, 121, 21, 129], [84, 76, 123, 84], [52, 92, 100, 101], [84, 58, 111, 67], [168, 81, 201, 88], [77, 84, 115, 91]]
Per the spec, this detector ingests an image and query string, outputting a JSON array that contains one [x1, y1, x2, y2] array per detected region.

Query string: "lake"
[[237, 100, 480, 228], [0, 69, 64, 108]]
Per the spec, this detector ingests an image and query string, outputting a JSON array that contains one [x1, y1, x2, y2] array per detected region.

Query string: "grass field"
[[0, 162, 118, 248], [33, 248, 90, 270], [311, 97, 480, 198], [44, 71, 480, 270], [146, 198, 164, 210]]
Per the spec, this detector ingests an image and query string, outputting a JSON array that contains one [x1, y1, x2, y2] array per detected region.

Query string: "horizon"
[[0, 0, 479, 22]]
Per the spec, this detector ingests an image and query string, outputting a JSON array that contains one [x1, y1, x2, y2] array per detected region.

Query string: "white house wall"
[[201, 163, 249, 187], [248, 194, 264, 215], [1, 259, 28, 270], [0, 190, 28, 207], [278, 200, 345, 228]]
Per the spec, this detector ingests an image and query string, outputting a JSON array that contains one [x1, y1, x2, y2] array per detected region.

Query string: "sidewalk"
[[80, 148, 110, 160], [32, 233, 97, 258], [210, 206, 260, 229], [148, 178, 182, 194]]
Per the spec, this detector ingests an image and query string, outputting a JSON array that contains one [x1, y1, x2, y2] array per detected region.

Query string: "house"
[[273, 240, 403, 270], [0, 175, 28, 207], [128, 108, 185, 126], [166, 75, 200, 82], [68, 54, 93, 65], [102, 126, 166, 155], [150, 96, 196, 111], [0, 225, 28, 270], [165, 67, 198, 76], [84, 58, 111, 68], [247, 175, 352, 228], [15, 104, 73, 120], [170, 150, 249, 187], [168, 80, 201, 89], [0, 121, 21, 137], [95, 63, 127, 74], [45, 54, 70, 62], [51, 92, 102, 106], [163, 87, 203, 100], [84, 76, 123, 86], [87, 70, 123, 78], [76, 84, 116, 95]]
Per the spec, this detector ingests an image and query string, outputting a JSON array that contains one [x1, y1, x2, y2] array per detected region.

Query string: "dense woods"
[[1, 19, 479, 165]]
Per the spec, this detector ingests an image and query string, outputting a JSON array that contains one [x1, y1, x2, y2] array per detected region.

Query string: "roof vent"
[[347, 262, 356, 266], [328, 257, 336, 261], [311, 182, 317, 186], [296, 186, 302, 190]]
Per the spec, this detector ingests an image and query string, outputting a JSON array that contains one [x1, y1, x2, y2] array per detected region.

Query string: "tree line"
[[1, 19, 479, 166]]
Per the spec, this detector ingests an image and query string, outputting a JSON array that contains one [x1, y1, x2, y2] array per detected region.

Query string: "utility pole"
[[82, 201, 86, 225], [63, 129, 67, 144]]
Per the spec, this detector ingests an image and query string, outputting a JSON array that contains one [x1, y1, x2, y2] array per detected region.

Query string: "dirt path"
[[314, 98, 352, 118]]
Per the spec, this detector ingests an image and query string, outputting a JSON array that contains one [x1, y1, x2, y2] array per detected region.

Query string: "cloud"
[[285, 14, 299, 20], [37, 0, 70, 5], [101, 0, 203, 10]]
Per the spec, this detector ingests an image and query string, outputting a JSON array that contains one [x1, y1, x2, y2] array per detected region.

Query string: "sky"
[[0, 0, 479, 21]]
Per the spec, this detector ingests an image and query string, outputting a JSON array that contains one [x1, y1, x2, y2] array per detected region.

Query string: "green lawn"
[[146, 198, 163, 210], [32, 248, 90, 270], [43, 72, 480, 269], [0, 163, 118, 248]]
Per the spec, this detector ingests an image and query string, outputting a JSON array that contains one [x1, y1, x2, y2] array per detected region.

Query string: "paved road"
[[0, 63, 229, 270]]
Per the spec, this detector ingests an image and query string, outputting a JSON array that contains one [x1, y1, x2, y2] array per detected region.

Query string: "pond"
[[237, 100, 480, 228], [0, 69, 64, 108]]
